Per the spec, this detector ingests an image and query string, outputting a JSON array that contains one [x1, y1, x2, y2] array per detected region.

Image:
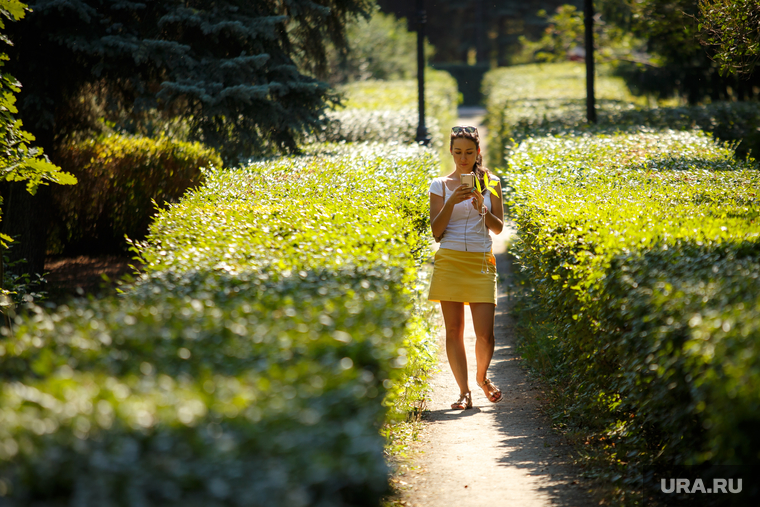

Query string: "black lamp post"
[[584, 0, 597, 123], [415, 0, 430, 145]]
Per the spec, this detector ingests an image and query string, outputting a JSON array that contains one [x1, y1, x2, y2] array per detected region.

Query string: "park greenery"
[[516, 5, 644, 66], [1, 0, 759, 503], [594, 0, 760, 103], [49, 135, 222, 255], [3, 0, 378, 276], [0, 3, 448, 500], [0, 140, 441, 505], [697, 0, 760, 76], [0, 0, 75, 319], [483, 58, 760, 504], [326, 70, 459, 162], [482, 61, 643, 165], [504, 130, 760, 504], [484, 61, 760, 168], [6, 0, 376, 160], [321, 6, 435, 85]]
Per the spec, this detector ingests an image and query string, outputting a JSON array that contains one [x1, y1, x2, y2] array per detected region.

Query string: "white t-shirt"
[[429, 176, 498, 252]]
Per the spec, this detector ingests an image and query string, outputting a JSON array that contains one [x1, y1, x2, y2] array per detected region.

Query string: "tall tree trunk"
[[1, 183, 51, 277]]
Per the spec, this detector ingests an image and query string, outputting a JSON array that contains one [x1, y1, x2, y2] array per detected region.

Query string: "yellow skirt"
[[428, 248, 497, 305]]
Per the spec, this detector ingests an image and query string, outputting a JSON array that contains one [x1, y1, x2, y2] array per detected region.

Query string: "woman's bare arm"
[[484, 179, 504, 235]]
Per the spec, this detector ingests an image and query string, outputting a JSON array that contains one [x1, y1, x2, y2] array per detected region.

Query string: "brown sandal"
[[479, 378, 503, 403], [451, 391, 473, 410]]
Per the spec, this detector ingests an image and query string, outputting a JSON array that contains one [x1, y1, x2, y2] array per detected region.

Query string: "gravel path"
[[394, 108, 593, 506]]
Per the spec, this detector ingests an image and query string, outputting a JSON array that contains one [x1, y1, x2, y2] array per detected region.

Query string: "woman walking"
[[428, 125, 504, 410]]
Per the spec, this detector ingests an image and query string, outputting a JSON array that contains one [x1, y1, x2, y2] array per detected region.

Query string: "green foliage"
[[516, 5, 643, 65], [336, 69, 459, 163], [482, 61, 641, 165], [7, 0, 375, 161], [0, 0, 75, 318], [502, 129, 760, 498], [698, 0, 760, 76], [377, 0, 589, 67], [0, 141, 439, 505], [49, 134, 221, 255], [323, 7, 435, 85], [483, 62, 760, 167], [0, 0, 76, 217], [0, 247, 45, 307], [320, 110, 441, 153], [597, 0, 760, 103]]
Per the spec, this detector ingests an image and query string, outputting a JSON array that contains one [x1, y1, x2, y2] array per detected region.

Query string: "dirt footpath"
[[397, 226, 592, 507], [396, 108, 593, 506]]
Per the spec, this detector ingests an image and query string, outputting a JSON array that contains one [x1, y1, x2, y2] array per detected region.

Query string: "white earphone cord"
[[480, 197, 490, 274]]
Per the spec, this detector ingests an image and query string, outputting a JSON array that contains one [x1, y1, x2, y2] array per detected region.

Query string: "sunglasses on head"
[[451, 126, 478, 135]]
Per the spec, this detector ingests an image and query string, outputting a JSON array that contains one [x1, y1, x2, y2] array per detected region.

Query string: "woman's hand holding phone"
[[449, 184, 475, 205], [471, 189, 484, 211]]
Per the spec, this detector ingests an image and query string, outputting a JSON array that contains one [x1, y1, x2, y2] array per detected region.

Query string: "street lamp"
[[416, 0, 430, 145], [584, 0, 597, 123]]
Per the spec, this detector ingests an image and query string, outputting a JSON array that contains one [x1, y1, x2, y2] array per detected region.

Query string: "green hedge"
[[0, 142, 439, 506], [503, 129, 760, 493], [335, 69, 459, 161], [320, 109, 442, 153], [50, 134, 222, 254], [482, 62, 639, 166], [483, 62, 760, 167]]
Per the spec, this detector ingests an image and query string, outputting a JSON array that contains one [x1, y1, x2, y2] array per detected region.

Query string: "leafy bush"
[[1, 142, 438, 505], [515, 5, 643, 66], [336, 69, 459, 159], [320, 110, 441, 152], [502, 129, 760, 494], [483, 62, 760, 166], [49, 134, 222, 254], [482, 61, 641, 165]]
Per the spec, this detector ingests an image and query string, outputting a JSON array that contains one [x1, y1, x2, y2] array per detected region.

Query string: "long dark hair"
[[450, 127, 489, 192]]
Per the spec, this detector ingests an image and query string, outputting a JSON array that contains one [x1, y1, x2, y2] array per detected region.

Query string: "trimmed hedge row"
[[0, 142, 439, 506], [50, 134, 222, 255], [482, 62, 639, 165], [321, 109, 441, 153], [502, 129, 760, 490], [335, 69, 459, 159], [483, 62, 760, 167]]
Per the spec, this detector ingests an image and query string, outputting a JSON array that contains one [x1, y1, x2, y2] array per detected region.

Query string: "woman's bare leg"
[[470, 302, 500, 400], [440, 301, 468, 395]]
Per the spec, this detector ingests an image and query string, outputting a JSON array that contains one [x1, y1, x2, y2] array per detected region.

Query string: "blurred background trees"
[[595, 0, 759, 103], [2, 0, 374, 274], [5, 0, 376, 162], [697, 0, 760, 77], [374, 0, 759, 104], [378, 0, 582, 67], [321, 6, 435, 85]]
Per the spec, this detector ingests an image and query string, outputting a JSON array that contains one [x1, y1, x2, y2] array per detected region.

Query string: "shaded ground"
[[43, 255, 141, 302]]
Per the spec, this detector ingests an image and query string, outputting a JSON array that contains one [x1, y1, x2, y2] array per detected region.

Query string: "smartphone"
[[460, 173, 475, 189]]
